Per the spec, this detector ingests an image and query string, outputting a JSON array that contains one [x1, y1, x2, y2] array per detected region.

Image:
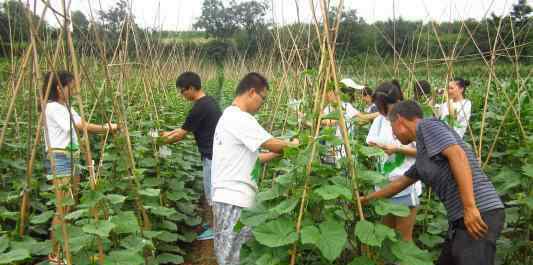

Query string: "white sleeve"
[[436, 103, 445, 118], [458, 100, 471, 125], [70, 108, 82, 125], [225, 114, 273, 152], [366, 116, 381, 144], [455, 100, 471, 138], [345, 103, 360, 118]]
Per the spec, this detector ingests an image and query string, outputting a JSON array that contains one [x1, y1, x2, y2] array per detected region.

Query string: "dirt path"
[[187, 239, 217, 265], [185, 201, 217, 265]]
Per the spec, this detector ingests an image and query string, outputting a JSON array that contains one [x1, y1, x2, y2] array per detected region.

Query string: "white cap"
[[340, 78, 365, 90]]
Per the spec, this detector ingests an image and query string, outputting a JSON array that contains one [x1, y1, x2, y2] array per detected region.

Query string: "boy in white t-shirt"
[[211, 73, 297, 265]]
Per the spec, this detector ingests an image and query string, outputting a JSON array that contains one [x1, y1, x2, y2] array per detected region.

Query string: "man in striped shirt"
[[361, 100, 505, 265]]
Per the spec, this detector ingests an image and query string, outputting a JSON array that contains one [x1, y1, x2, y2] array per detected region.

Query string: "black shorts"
[[437, 208, 505, 265]]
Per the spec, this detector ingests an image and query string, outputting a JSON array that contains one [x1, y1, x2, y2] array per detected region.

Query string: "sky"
[[8, 0, 529, 31]]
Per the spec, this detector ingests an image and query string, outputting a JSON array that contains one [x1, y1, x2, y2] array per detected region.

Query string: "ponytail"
[[373, 80, 403, 115], [453, 77, 470, 96], [42, 71, 74, 102]]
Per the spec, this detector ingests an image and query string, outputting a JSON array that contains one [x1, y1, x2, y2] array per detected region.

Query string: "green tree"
[[72, 10, 89, 39], [232, 1, 270, 55], [2, 0, 44, 43], [510, 0, 533, 61], [0, 8, 8, 42], [96, 0, 142, 57], [193, 0, 238, 39], [232, 1, 268, 33], [511, 0, 532, 26], [375, 18, 421, 57], [98, 0, 129, 34], [336, 9, 373, 58]]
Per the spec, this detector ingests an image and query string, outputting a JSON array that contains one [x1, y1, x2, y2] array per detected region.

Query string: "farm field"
[[0, 0, 531, 265]]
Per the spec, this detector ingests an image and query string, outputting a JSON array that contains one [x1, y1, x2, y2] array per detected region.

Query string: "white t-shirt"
[[437, 99, 471, 138], [211, 106, 273, 208], [323, 102, 360, 159], [44, 102, 82, 151], [366, 115, 422, 197]]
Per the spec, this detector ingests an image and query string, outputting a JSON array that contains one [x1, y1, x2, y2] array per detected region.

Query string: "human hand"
[[159, 131, 172, 138], [290, 138, 300, 145], [111, 123, 119, 131], [359, 195, 370, 206], [375, 143, 398, 155], [463, 206, 488, 240], [105, 123, 119, 132]]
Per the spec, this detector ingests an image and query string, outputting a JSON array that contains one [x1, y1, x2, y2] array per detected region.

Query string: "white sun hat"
[[340, 78, 365, 90]]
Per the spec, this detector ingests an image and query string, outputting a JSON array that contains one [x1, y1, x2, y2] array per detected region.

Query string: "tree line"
[[0, 0, 531, 64]]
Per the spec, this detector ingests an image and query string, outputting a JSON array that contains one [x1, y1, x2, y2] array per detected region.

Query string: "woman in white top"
[[366, 80, 422, 241], [42, 71, 118, 264], [437, 78, 472, 138]]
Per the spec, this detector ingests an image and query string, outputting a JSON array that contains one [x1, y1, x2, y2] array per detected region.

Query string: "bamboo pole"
[[61, 0, 107, 263], [0, 44, 33, 151], [19, 1, 62, 237]]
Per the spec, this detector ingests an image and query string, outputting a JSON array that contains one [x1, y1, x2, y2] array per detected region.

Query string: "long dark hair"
[[373, 80, 403, 115], [453, 77, 470, 96], [42, 71, 74, 102], [413, 80, 431, 100]]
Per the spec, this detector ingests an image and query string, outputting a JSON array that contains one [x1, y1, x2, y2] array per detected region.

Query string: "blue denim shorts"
[[44, 152, 79, 178], [390, 192, 420, 208]]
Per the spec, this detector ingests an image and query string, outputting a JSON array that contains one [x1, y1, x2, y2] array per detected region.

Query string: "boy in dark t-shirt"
[[361, 100, 504, 265], [161, 72, 222, 240]]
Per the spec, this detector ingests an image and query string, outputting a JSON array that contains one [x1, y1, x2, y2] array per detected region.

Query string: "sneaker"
[[197, 227, 214, 240]]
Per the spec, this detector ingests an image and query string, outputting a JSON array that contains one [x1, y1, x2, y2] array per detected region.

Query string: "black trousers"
[[437, 208, 505, 265]]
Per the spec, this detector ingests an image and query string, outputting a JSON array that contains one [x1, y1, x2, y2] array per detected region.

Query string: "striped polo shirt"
[[405, 118, 504, 222]]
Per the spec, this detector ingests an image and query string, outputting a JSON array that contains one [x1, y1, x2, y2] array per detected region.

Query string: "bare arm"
[[261, 138, 298, 154], [373, 143, 416, 157], [361, 176, 416, 204], [258, 152, 281, 163], [321, 119, 337, 126], [355, 112, 379, 124], [76, 120, 117, 134], [161, 128, 188, 144], [442, 144, 488, 239], [396, 145, 417, 157]]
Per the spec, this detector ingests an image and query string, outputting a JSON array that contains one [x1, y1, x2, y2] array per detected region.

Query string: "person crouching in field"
[[211, 72, 298, 265], [361, 100, 505, 265], [366, 81, 422, 241], [160, 72, 222, 240], [42, 71, 118, 264], [413, 79, 433, 106]]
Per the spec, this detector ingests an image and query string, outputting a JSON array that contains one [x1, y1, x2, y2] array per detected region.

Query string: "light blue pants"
[[202, 158, 212, 205]]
